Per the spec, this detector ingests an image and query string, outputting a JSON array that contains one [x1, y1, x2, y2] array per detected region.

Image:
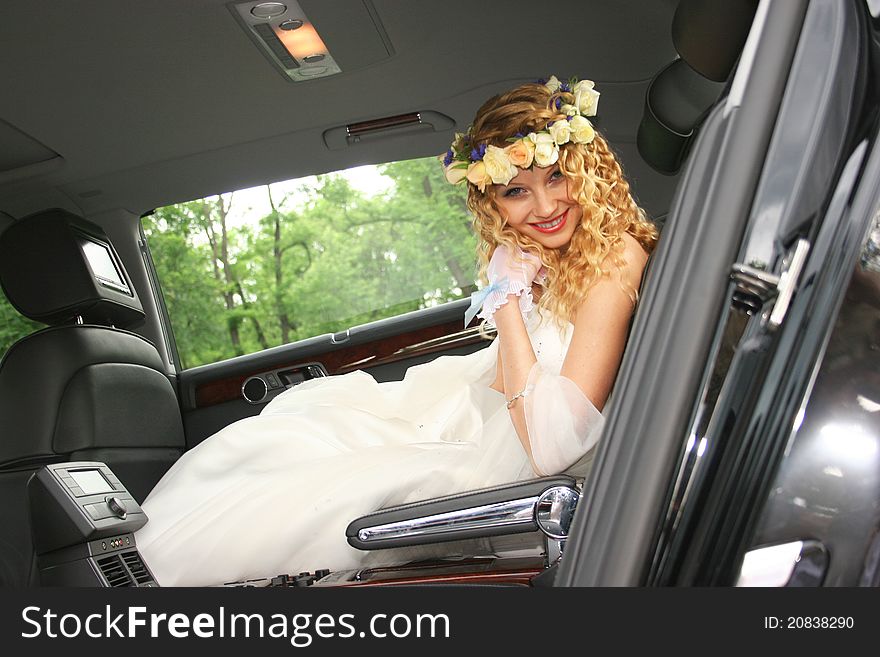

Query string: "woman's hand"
[[465, 244, 544, 326], [488, 244, 543, 290]]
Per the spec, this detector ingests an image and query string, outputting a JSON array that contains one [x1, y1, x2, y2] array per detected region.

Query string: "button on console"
[[105, 496, 127, 519]]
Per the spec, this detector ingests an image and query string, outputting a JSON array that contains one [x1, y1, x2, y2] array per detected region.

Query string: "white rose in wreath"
[[569, 115, 595, 144], [573, 79, 600, 117], [548, 121, 572, 146], [482, 145, 518, 185], [529, 132, 560, 167]]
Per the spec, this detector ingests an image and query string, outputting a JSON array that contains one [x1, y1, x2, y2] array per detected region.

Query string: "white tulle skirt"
[[135, 338, 542, 586]]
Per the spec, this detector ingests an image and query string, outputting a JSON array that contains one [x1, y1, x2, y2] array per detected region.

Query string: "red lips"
[[531, 209, 568, 234]]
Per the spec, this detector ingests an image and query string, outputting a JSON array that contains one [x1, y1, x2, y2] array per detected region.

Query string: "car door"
[[559, 0, 875, 586]]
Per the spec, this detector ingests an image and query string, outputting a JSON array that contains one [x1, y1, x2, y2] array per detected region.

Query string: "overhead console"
[[28, 462, 157, 586], [228, 0, 393, 83]]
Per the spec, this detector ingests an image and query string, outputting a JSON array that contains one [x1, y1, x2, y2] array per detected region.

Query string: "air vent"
[[122, 551, 154, 586], [96, 555, 132, 587]]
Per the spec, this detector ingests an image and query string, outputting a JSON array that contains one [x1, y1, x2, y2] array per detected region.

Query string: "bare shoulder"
[[569, 233, 649, 320], [616, 231, 650, 289]]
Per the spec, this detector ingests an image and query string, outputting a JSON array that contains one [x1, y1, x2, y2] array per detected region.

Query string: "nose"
[[532, 188, 556, 218]]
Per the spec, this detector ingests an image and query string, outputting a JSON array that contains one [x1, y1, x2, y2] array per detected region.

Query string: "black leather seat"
[[0, 208, 184, 586]]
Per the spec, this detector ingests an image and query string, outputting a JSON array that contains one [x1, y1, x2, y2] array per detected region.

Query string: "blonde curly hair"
[[459, 81, 659, 324]]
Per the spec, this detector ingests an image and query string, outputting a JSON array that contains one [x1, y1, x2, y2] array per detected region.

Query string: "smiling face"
[[493, 165, 583, 251]]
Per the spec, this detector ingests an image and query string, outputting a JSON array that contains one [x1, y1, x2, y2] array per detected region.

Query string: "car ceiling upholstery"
[[0, 0, 679, 220]]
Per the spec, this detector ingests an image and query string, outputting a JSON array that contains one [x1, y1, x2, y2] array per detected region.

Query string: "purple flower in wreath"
[[443, 149, 454, 167], [470, 143, 487, 161]]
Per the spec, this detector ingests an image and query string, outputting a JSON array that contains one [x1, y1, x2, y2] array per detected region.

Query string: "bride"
[[135, 75, 659, 586]]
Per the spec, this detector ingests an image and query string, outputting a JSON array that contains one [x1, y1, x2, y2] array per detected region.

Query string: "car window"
[[142, 156, 477, 369]]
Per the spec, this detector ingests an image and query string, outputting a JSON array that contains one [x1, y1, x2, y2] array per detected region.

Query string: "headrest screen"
[[79, 237, 131, 295], [0, 208, 145, 327]]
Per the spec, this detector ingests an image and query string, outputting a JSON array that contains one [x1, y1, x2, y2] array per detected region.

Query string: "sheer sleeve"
[[523, 363, 604, 476]]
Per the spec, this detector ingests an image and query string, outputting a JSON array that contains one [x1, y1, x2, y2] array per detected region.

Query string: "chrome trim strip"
[[356, 485, 581, 545], [338, 325, 495, 373], [356, 496, 540, 543]]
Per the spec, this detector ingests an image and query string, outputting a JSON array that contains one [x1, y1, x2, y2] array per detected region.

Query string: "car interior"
[[3, 0, 855, 587]]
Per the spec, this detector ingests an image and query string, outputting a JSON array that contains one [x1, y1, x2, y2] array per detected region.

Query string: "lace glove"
[[521, 363, 604, 476], [464, 245, 544, 326]]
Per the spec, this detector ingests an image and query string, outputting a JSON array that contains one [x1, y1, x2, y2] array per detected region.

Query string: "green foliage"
[[142, 156, 476, 369], [0, 294, 43, 357], [141, 215, 230, 369]]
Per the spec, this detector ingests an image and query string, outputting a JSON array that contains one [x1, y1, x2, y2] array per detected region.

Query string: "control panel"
[[28, 461, 147, 555], [241, 361, 328, 404]]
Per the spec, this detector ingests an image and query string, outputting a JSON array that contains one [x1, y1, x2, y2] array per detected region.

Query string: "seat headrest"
[[672, 0, 759, 82], [637, 59, 725, 175], [637, 0, 757, 175], [0, 208, 145, 327]]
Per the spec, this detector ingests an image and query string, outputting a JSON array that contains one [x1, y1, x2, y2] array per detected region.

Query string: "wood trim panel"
[[335, 325, 495, 373], [315, 556, 544, 588], [194, 320, 493, 408]]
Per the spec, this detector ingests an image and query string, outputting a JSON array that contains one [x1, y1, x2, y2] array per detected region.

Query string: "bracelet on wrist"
[[506, 386, 532, 409]]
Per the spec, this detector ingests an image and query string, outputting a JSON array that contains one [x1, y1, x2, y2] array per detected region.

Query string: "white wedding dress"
[[136, 309, 601, 586]]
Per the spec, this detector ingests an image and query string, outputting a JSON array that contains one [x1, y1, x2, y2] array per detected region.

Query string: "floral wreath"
[[441, 75, 600, 191]]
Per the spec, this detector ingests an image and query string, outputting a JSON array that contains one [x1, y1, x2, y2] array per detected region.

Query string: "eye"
[[502, 186, 526, 198], [548, 169, 564, 183]]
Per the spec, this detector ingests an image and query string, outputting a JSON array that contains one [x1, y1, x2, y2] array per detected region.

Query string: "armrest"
[[346, 476, 580, 550]]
